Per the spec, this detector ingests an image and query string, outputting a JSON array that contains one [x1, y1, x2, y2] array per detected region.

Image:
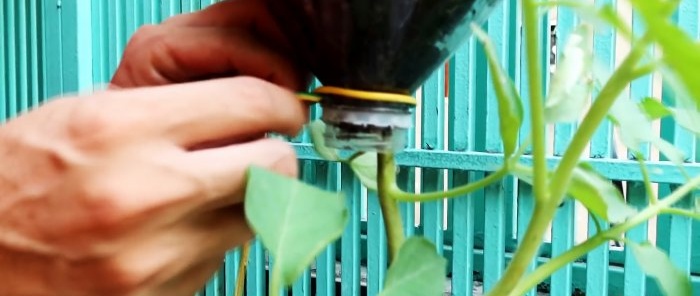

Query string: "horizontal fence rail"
[[1, 0, 699, 295]]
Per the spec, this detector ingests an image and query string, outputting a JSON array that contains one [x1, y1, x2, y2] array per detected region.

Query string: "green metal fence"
[[2, 1, 700, 295]]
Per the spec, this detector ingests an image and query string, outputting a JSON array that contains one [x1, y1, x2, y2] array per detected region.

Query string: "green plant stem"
[[523, 0, 548, 204], [388, 136, 531, 203], [510, 175, 700, 295], [661, 208, 700, 220], [378, 153, 406, 262], [549, 35, 649, 206], [633, 151, 658, 204], [235, 242, 251, 296], [487, 33, 651, 296], [270, 268, 281, 296], [388, 168, 508, 202]]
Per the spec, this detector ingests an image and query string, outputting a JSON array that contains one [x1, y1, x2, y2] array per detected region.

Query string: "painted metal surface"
[[1, 0, 699, 295]]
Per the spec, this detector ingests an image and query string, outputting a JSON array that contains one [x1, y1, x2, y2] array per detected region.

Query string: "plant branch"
[[661, 208, 700, 220], [378, 153, 406, 262], [510, 175, 700, 295], [487, 32, 652, 296], [549, 34, 651, 208], [633, 151, 657, 204], [389, 168, 508, 202], [388, 134, 530, 203]]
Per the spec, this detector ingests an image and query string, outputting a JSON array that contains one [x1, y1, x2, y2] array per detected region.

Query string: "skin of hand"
[[0, 1, 309, 295]]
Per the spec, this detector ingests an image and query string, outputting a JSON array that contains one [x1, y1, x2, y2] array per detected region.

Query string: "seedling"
[[243, 0, 700, 295]]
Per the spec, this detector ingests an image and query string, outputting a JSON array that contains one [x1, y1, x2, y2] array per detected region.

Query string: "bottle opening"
[[320, 97, 413, 153]]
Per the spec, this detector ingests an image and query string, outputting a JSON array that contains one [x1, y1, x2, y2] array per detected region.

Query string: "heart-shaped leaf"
[[545, 25, 594, 124], [513, 164, 637, 223], [308, 120, 341, 161], [349, 152, 378, 191], [471, 23, 523, 157], [244, 166, 348, 292], [378, 237, 447, 296], [629, 241, 692, 296]]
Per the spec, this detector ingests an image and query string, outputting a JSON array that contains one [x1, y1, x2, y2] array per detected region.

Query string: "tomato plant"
[[243, 0, 700, 295]]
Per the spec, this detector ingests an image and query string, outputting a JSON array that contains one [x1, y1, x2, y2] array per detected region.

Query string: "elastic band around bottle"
[[296, 86, 417, 105]]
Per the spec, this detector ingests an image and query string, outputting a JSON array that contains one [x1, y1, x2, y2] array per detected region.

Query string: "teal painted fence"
[[2, 1, 700, 295]]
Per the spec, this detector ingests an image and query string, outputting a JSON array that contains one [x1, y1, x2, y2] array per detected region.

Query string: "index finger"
[[104, 76, 307, 149]]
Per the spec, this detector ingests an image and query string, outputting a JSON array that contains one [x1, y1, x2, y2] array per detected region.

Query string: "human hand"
[[0, 77, 305, 296], [110, 0, 310, 91]]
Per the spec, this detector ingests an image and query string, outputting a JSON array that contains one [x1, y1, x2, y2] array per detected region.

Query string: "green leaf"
[[671, 107, 700, 136], [308, 120, 340, 161], [609, 95, 687, 164], [545, 25, 594, 123], [378, 237, 447, 296], [631, 0, 700, 108], [629, 241, 692, 296], [513, 164, 637, 223], [651, 137, 686, 165], [640, 97, 672, 120], [571, 164, 637, 223], [244, 166, 348, 291], [609, 95, 654, 149], [471, 23, 523, 157], [349, 152, 378, 191]]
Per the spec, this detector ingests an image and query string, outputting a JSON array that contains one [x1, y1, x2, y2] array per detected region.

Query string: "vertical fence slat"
[[246, 240, 265, 296], [7, 0, 18, 116], [42, 0, 62, 99], [18, 0, 28, 113], [0, 0, 6, 120], [549, 6, 578, 296], [315, 162, 337, 296], [29, 0, 40, 107], [673, 0, 699, 159], [366, 189, 387, 295], [420, 67, 446, 254], [290, 161, 314, 296], [224, 248, 241, 296], [623, 182, 649, 296], [482, 0, 510, 290], [91, 0, 104, 85], [448, 33, 477, 295], [162, 0, 180, 22], [663, 2, 698, 280], [340, 166, 362, 295], [586, 1, 617, 295], [399, 88, 418, 239]]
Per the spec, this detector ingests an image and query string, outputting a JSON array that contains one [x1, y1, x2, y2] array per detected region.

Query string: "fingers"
[[178, 138, 298, 210], [102, 77, 306, 148], [111, 26, 307, 90], [58, 206, 248, 296]]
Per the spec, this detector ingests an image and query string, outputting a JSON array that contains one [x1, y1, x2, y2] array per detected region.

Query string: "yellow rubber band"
[[296, 93, 321, 103], [314, 86, 417, 105]]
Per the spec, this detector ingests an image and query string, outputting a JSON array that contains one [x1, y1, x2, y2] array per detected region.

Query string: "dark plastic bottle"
[[266, 0, 502, 94]]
